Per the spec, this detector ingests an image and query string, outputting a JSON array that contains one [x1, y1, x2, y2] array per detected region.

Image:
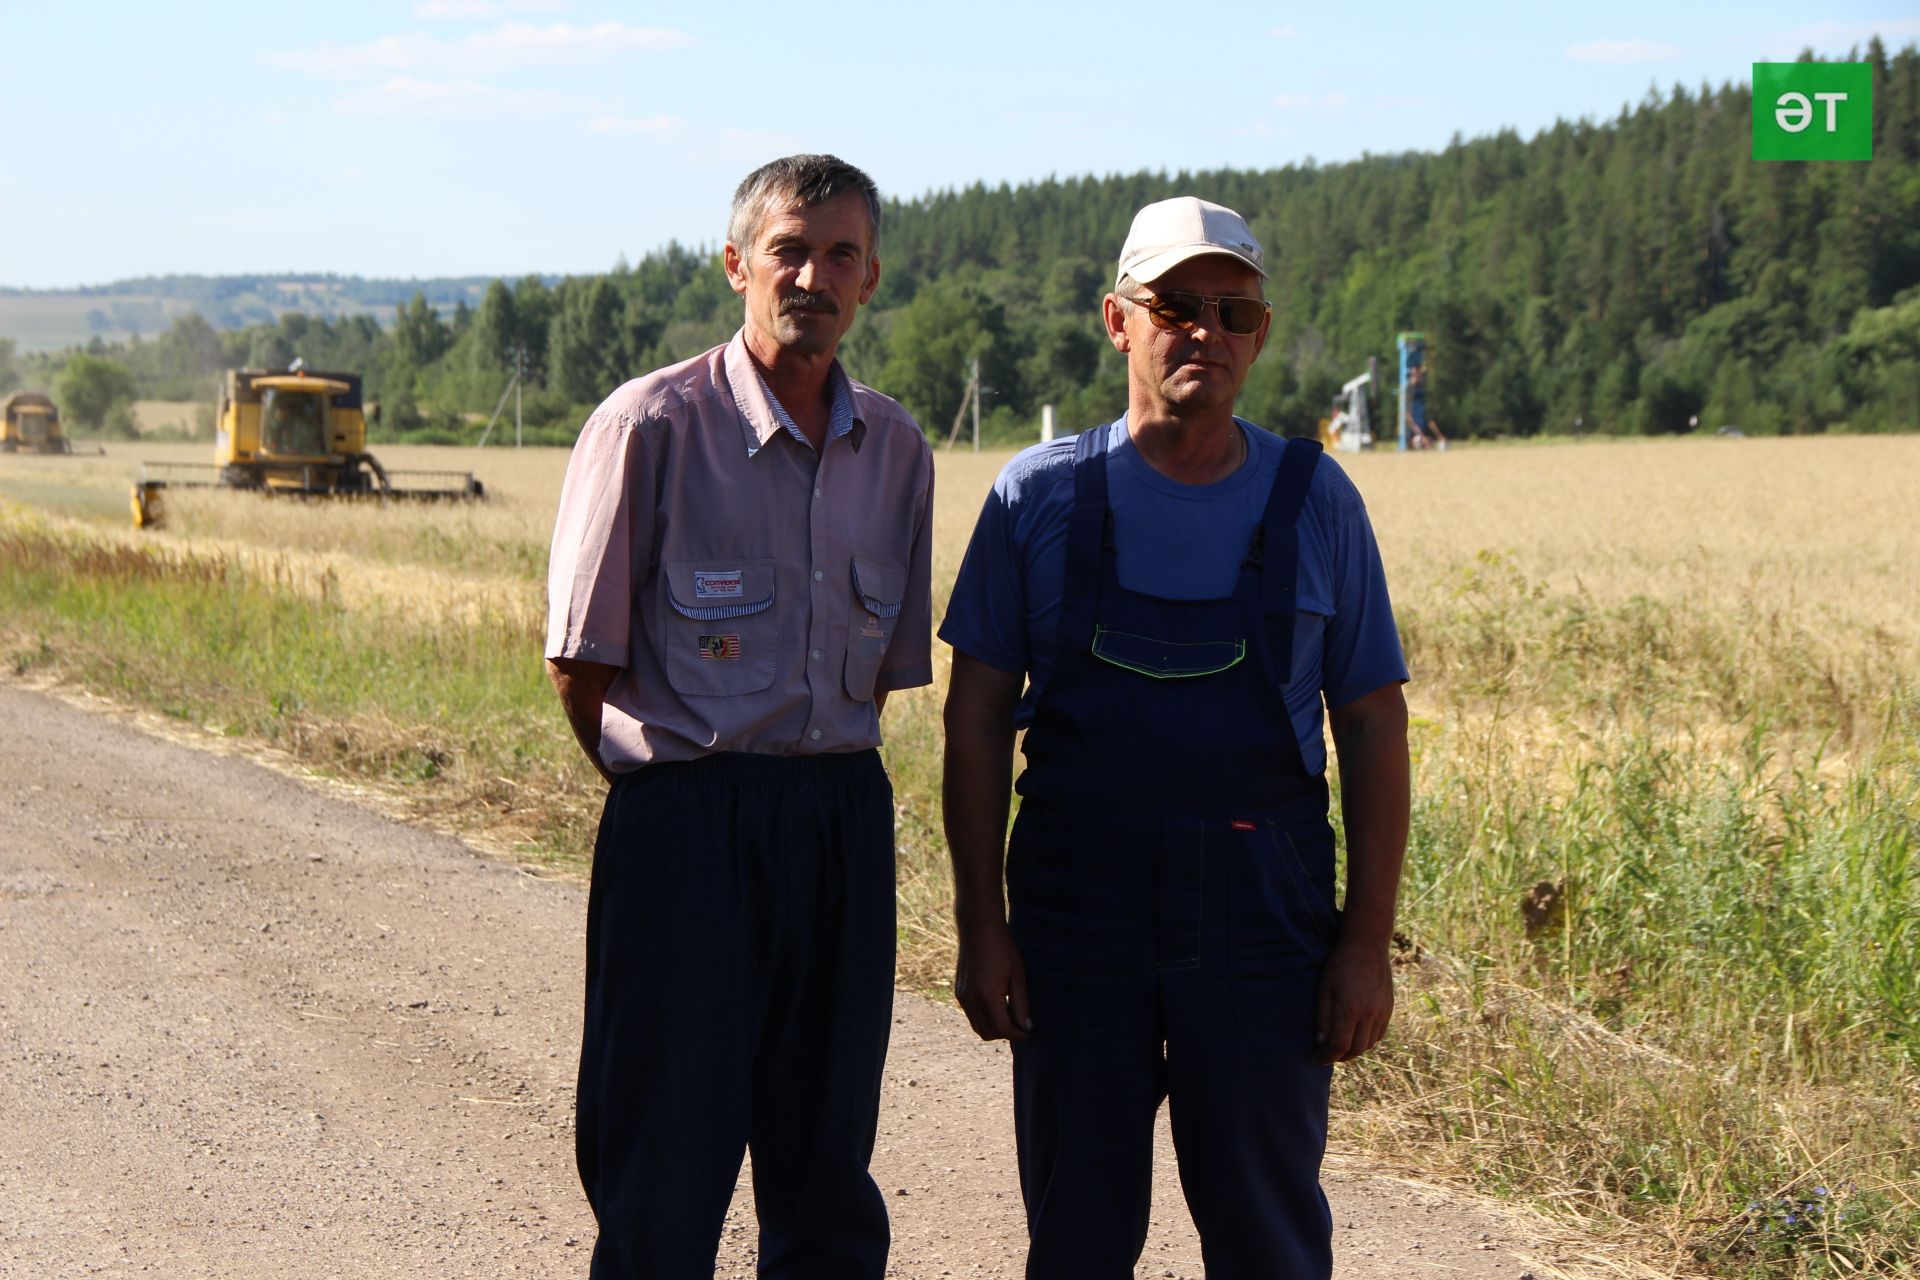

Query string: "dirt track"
[[0, 681, 1632, 1278]]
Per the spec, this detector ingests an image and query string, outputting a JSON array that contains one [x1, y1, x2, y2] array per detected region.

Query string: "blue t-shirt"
[[939, 417, 1408, 775]]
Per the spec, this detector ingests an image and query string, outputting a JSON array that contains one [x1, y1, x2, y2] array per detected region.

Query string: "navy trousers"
[[1008, 798, 1337, 1280], [576, 751, 896, 1279]]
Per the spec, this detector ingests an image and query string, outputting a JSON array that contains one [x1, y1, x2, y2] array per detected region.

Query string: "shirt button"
[[813, 569, 824, 582], [814, 487, 822, 498], [809, 729, 823, 741], [811, 648, 823, 662]]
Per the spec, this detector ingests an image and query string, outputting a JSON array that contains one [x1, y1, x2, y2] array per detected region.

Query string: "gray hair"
[[727, 154, 882, 257], [1114, 271, 1142, 309]]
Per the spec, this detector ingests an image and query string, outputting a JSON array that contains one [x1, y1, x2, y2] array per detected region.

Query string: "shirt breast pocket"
[[843, 557, 906, 703], [655, 559, 778, 697]]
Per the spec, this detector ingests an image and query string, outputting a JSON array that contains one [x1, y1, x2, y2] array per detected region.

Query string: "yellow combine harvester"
[[131, 364, 484, 528], [1, 392, 73, 454]]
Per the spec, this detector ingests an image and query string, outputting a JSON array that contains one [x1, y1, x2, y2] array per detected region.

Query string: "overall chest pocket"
[[655, 559, 778, 697], [843, 557, 906, 703]]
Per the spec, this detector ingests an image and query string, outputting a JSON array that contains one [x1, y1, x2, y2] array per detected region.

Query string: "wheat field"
[[4, 431, 1918, 1275]]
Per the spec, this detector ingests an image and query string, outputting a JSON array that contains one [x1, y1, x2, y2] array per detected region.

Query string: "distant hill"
[[0, 275, 548, 353]]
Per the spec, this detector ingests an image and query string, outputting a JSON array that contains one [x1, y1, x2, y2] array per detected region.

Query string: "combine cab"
[[1, 392, 73, 455], [132, 365, 484, 528]]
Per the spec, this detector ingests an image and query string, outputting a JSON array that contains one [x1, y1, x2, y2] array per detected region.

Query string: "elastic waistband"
[[618, 748, 884, 789]]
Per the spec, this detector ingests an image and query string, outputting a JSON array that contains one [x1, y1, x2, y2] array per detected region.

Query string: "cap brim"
[[1120, 245, 1267, 287]]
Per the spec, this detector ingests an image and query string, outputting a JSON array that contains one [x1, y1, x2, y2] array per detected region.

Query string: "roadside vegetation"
[[2, 433, 1916, 1276]]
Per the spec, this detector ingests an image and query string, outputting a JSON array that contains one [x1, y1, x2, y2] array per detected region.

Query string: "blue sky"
[[0, 1, 1914, 289]]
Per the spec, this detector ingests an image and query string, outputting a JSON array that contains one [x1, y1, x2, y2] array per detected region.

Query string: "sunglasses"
[[1128, 290, 1270, 336]]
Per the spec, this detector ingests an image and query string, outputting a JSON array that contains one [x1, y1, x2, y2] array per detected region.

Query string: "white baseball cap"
[[1116, 196, 1266, 288]]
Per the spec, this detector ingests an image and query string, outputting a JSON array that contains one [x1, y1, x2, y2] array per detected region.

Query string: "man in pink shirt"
[[545, 154, 934, 1278]]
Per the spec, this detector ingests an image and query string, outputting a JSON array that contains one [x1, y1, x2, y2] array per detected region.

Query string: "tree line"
[[9, 41, 1918, 444]]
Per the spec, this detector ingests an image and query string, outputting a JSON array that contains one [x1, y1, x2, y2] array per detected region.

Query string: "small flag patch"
[[1230, 820, 1256, 832], [699, 634, 742, 660]]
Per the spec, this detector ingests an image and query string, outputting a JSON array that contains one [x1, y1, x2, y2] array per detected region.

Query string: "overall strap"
[[1053, 422, 1112, 655], [1258, 437, 1323, 615]]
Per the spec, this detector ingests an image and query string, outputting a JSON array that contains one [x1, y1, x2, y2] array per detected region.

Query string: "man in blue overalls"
[[941, 196, 1411, 1278]]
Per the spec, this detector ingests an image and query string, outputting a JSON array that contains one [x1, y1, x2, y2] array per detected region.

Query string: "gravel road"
[[0, 681, 1635, 1279]]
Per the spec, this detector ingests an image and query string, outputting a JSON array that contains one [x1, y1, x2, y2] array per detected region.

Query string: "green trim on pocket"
[[1090, 626, 1246, 679]]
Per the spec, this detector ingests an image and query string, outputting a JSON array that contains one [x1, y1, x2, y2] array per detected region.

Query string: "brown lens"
[[1142, 296, 1203, 331], [1215, 297, 1269, 335]]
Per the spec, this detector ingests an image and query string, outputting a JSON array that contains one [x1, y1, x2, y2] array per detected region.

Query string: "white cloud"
[[332, 76, 589, 117], [1268, 25, 1298, 38], [1455, 41, 1498, 60], [587, 114, 684, 136], [265, 21, 692, 78], [415, 0, 569, 17], [468, 20, 690, 64], [341, 166, 369, 182], [1567, 39, 1681, 64]]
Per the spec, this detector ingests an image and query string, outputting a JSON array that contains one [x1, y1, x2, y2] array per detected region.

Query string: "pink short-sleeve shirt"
[[545, 330, 935, 772]]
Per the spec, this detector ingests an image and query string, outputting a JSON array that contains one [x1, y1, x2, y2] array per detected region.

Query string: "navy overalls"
[[1008, 424, 1337, 1279]]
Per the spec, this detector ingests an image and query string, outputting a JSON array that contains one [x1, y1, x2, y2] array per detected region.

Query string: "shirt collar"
[[723, 328, 865, 458]]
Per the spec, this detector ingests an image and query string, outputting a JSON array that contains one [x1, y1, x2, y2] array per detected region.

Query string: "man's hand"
[[954, 921, 1032, 1042], [1315, 938, 1393, 1063]]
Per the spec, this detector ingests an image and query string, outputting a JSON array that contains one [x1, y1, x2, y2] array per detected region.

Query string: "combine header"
[[131, 364, 483, 528]]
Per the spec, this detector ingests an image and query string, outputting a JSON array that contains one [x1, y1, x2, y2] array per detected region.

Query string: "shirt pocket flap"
[[664, 560, 776, 621], [850, 558, 906, 619]]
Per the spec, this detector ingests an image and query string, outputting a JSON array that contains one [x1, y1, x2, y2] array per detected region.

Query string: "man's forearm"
[[1331, 688, 1410, 951], [942, 656, 1023, 930], [943, 719, 1016, 929], [547, 657, 621, 785]]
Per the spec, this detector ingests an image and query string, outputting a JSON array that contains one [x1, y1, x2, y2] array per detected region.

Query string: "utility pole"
[[477, 344, 526, 450], [971, 355, 981, 453], [944, 358, 980, 451]]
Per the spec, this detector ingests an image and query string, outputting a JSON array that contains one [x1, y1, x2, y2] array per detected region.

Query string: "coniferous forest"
[[12, 43, 1919, 444]]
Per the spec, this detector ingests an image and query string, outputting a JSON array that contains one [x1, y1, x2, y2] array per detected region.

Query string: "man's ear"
[[859, 253, 881, 305], [1102, 294, 1131, 354], [722, 241, 750, 298]]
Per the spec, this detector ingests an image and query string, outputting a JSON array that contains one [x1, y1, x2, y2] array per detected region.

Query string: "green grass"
[[1352, 711, 1920, 1275], [0, 507, 600, 861]]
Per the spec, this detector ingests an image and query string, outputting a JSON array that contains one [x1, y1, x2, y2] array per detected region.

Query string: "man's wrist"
[[1332, 918, 1396, 954], [954, 898, 1010, 933]]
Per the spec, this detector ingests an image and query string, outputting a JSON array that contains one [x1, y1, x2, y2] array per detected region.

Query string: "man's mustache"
[[780, 290, 839, 316]]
